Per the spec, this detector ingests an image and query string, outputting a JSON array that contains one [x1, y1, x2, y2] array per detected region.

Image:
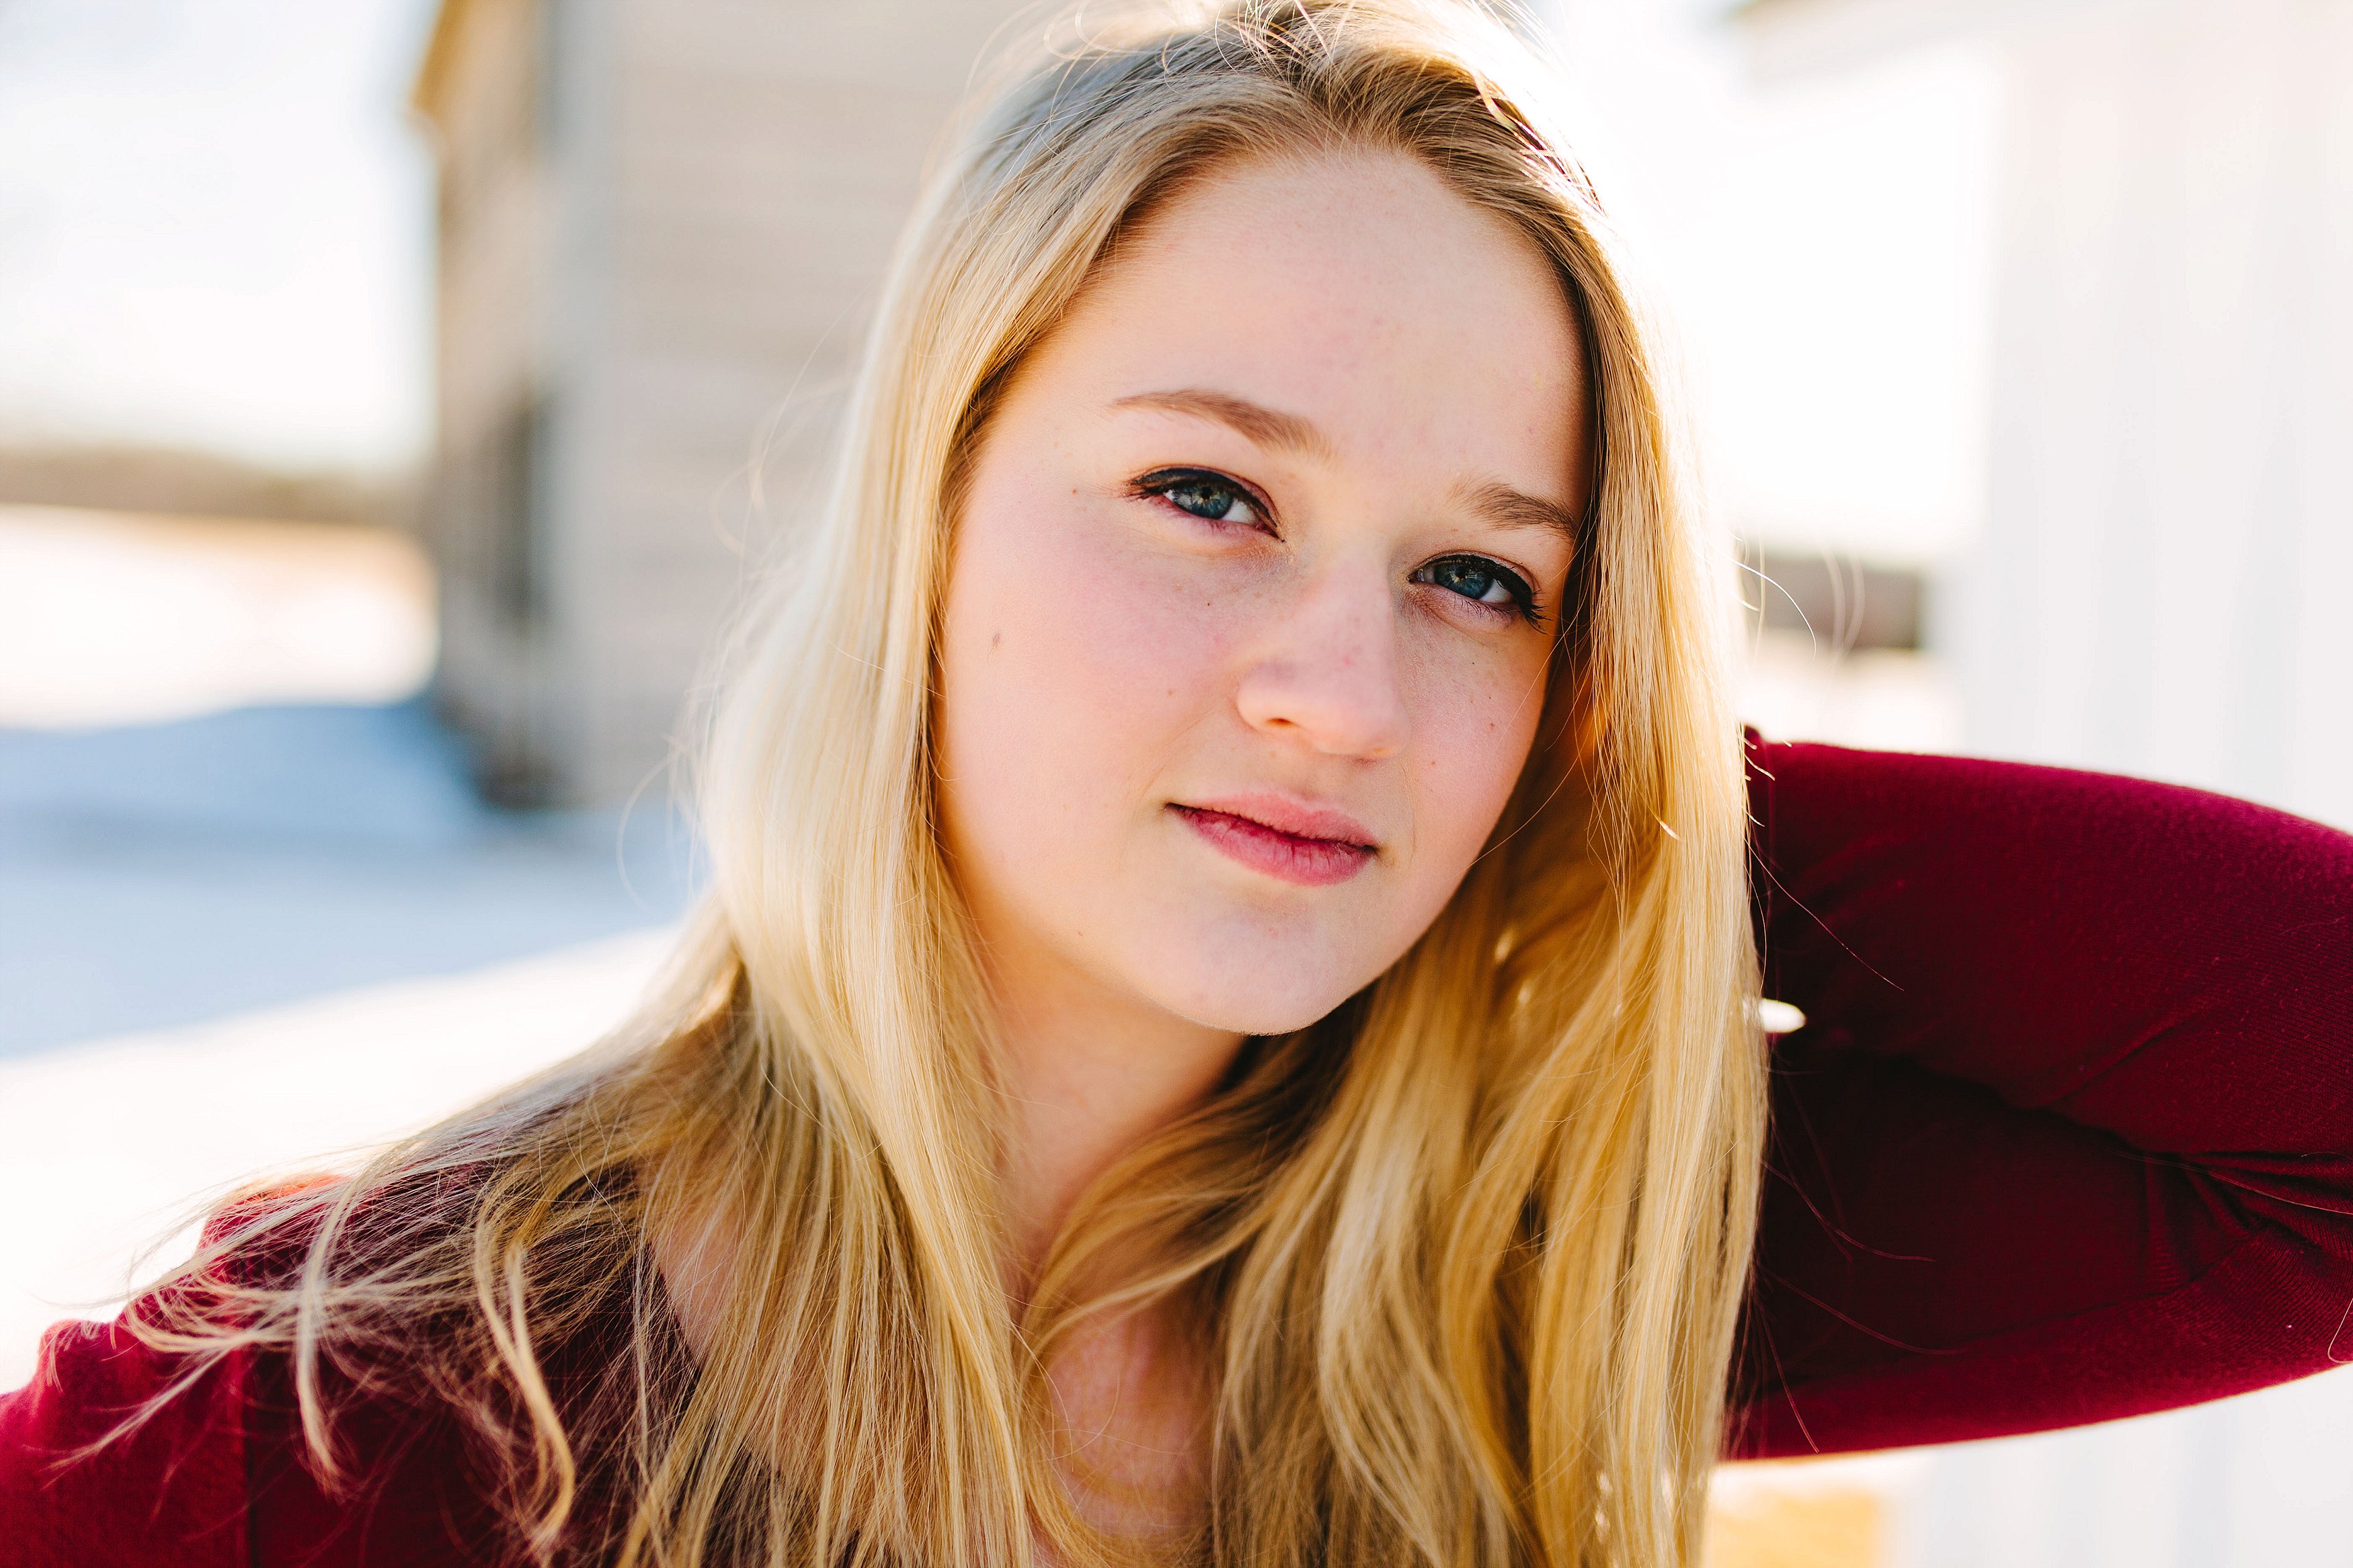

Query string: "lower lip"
[[1170, 805, 1376, 888]]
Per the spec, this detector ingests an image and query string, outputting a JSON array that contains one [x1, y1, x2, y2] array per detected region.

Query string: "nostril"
[[1231, 583, 1412, 757]]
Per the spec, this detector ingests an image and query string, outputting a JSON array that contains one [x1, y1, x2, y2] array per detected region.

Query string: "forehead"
[[1028, 145, 1588, 500]]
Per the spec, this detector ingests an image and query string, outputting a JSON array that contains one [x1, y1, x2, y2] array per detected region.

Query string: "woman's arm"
[[1731, 735, 2353, 1458]]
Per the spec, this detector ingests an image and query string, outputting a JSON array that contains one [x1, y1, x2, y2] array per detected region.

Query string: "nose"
[[1232, 559, 1410, 760]]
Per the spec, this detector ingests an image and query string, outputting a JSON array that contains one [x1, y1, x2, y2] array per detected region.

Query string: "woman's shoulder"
[[0, 1186, 335, 1565], [0, 1180, 533, 1567], [0, 1311, 510, 1568], [0, 1314, 253, 1568]]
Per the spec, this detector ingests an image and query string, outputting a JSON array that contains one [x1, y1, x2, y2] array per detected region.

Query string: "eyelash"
[[1417, 554, 1546, 630], [1129, 466, 1547, 630], [1131, 466, 1274, 532]]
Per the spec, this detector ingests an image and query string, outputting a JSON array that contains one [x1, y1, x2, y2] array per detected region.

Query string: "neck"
[[986, 948, 1245, 1296]]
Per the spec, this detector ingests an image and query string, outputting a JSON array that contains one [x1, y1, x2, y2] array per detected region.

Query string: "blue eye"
[[1139, 468, 1264, 528], [1417, 554, 1541, 624]]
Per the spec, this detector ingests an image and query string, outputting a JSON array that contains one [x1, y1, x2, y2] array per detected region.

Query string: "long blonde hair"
[[135, 3, 1763, 1564]]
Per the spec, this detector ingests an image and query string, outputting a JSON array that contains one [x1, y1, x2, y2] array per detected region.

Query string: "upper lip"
[[1175, 792, 1380, 850]]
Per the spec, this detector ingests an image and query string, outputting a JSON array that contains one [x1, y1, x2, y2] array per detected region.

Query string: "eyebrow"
[[1453, 479, 1581, 544], [1113, 386, 1581, 544], [1111, 388, 1338, 462]]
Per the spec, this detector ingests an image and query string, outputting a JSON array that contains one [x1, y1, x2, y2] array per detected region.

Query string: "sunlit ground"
[[0, 930, 674, 1389]]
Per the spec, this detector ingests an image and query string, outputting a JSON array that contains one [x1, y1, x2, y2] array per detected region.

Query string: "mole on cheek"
[[991, 631, 1003, 651]]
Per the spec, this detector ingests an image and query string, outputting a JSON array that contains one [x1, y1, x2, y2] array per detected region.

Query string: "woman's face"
[[936, 146, 1588, 1039]]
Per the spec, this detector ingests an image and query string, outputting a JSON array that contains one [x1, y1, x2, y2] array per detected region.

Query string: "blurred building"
[[415, 0, 2353, 828], [411, 0, 1026, 803]]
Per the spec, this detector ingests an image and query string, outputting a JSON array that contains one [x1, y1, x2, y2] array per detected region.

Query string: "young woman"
[[7, 3, 2350, 1565]]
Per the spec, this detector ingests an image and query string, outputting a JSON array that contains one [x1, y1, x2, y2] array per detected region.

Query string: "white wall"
[[1950, 0, 2353, 829], [1542, 0, 2000, 570]]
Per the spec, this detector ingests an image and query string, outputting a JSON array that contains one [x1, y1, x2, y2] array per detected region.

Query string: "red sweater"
[[7, 737, 2352, 1565]]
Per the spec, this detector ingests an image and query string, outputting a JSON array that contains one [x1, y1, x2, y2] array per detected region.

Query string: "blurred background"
[[0, 0, 2346, 1563]]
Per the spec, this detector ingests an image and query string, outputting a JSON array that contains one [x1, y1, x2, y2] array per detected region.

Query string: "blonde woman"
[[7, 3, 2351, 1565]]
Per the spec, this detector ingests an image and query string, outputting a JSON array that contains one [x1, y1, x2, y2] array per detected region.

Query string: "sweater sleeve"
[[0, 1319, 250, 1567], [1730, 735, 2353, 1458]]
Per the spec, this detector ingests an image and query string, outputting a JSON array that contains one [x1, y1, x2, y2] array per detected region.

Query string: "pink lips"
[[1169, 793, 1379, 888]]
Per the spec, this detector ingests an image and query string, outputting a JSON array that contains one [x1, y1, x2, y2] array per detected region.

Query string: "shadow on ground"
[[0, 700, 699, 1058]]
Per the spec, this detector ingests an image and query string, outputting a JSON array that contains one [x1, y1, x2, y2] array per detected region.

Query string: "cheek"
[[1396, 644, 1548, 889], [936, 486, 1236, 874]]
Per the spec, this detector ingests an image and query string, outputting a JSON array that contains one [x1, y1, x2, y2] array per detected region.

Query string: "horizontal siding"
[[553, 0, 1025, 800], [434, 0, 1035, 802]]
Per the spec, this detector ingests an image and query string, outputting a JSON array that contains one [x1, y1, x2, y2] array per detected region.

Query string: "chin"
[[1153, 954, 1366, 1038]]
